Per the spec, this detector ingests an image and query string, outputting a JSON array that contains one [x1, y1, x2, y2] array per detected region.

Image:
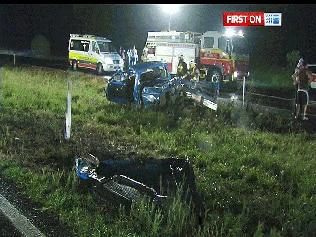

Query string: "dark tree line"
[[0, 4, 315, 67]]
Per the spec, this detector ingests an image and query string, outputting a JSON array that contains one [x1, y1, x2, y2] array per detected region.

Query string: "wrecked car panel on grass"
[[75, 155, 204, 225], [181, 79, 218, 111]]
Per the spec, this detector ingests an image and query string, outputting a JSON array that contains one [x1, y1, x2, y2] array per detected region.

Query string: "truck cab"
[[142, 30, 249, 82], [199, 30, 249, 82]]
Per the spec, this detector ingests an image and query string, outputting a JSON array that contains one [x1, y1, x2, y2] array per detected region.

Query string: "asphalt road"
[[0, 210, 23, 237], [0, 195, 44, 237], [0, 176, 73, 237]]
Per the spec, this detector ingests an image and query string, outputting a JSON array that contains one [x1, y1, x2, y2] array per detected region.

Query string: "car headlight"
[[146, 94, 157, 103]]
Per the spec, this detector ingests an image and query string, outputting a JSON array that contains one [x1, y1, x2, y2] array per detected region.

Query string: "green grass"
[[1, 66, 316, 236]]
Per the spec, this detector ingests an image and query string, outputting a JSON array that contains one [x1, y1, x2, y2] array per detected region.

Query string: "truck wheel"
[[206, 68, 222, 82], [72, 60, 78, 71], [96, 63, 104, 75]]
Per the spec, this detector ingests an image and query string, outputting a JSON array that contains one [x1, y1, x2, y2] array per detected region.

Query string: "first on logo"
[[223, 12, 282, 27]]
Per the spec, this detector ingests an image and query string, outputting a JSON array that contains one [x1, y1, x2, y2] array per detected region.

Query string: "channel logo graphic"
[[264, 13, 282, 26], [223, 12, 282, 26]]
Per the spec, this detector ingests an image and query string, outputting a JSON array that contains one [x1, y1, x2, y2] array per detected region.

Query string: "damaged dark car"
[[105, 61, 219, 113], [105, 61, 182, 109]]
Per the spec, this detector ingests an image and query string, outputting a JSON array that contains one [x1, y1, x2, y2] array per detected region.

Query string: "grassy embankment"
[[0, 66, 315, 236]]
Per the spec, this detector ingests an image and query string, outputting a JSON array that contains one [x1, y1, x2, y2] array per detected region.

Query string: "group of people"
[[291, 58, 313, 120], [177, 54, 200, 81], [177, 54, 220, 102], [119, 46, 138, 69]]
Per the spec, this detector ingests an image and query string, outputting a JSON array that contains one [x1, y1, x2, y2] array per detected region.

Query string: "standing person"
[[292, 60, 312, 120], [122, 49, 127, 70], [189, 60, 200, 81], [177, 54, 188, 78], [213, 78, 220, 102], [126, 49, 132, 67], [120, 47, 126, 61], [119, 46, 127, 69], [119, 46, 124, 57], [131, 46, 138, 65], [141, 47, 148, 62], [292, 58, 304, 116]]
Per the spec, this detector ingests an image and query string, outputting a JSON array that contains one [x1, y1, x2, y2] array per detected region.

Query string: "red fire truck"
[[142, 30, 249, 82]]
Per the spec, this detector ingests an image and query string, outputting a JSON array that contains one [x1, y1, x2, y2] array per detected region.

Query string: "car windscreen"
[[97, 41, 117, 53], [140, 66, 168, 82]]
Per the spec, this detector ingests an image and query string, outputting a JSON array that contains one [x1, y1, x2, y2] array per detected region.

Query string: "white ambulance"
[[68, 34, 124, 75]]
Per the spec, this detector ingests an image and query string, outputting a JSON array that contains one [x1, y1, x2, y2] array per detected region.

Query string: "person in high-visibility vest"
[[189, 60, 200, 81], [141, 47, 148, 62], [177, 55, 188, 78]]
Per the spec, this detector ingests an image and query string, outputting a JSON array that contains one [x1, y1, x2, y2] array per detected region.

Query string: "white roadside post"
[[243, 76, 246, 106], [65, 81, 72, 140]]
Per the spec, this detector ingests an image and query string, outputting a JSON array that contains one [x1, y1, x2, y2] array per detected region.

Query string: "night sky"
[[0, 4, 316, 64]]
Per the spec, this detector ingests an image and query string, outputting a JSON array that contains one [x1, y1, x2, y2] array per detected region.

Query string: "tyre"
[[96, 63, 104, 75], [206, 68, 222, 82], [71, 60, 78, 71]]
